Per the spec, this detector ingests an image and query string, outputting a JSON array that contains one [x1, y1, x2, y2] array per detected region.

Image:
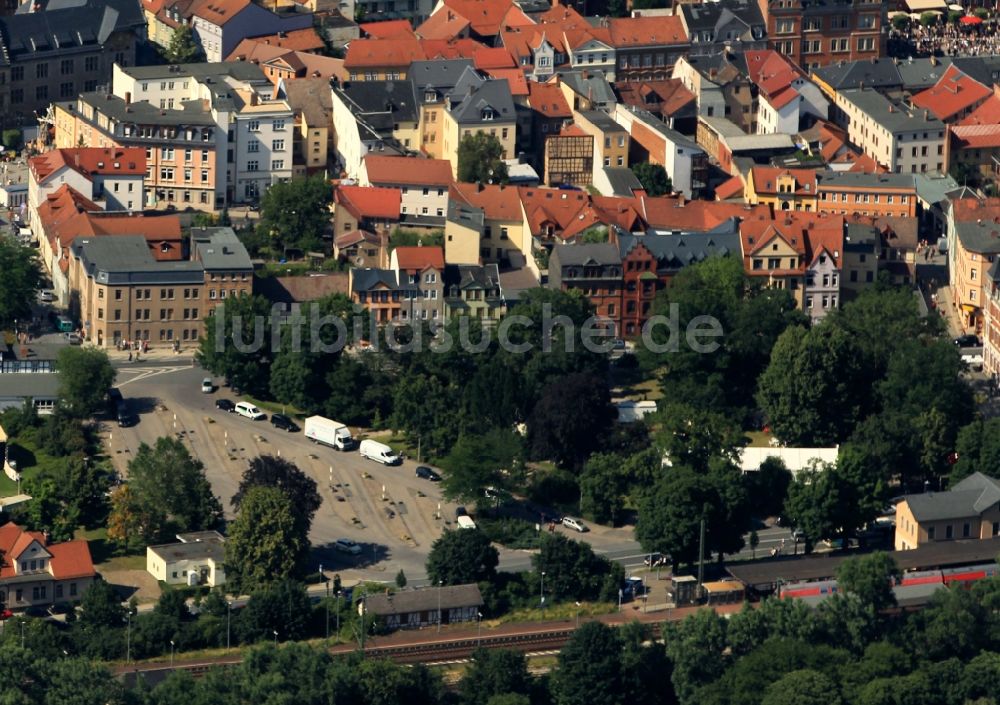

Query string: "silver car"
[[562, 516, 588, 533]]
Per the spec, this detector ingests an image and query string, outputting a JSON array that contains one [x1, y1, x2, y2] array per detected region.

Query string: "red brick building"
[[757, 0, 885, 71]]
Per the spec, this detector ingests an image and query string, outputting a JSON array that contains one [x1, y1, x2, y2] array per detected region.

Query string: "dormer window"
[[424, 90, 436, 103], [482, 108, 496, 121]]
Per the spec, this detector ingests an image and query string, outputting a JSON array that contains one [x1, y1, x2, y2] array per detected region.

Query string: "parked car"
[[954, 334, 980, 347], [215, 399, 236, 412], [116, 401, 137, 428], [562, 516, 588, 533], [234, 402, 266, 420], [66, 333, 82, 345], [415, 466, 441, 481], [270, 413, 298, 432], [455, 506, 468, 518], [962, 353, 984, 370], [38, 290, 55, 303], [643, 553, 668, 567], [334, 538, 362, 555], [359, 439, 401, 465], [201, 378, 214, 393]]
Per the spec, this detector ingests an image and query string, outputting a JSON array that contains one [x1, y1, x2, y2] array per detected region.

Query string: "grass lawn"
[[74, 527, 144, 570], [495, 601, 616, 625], [745, 430, 776, 448], [243, 395, 308, 419], [0, 437, 59, 496]]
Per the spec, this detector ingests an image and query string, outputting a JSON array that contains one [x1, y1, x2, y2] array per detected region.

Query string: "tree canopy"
[[55, 347, 116, 417], [426, 529, 499, 585], [630, 162, 672, 196], [226, 485, 309, 591], [457, 133, 509, 185], [257, 174, 332, 252], [0, 237, 41, 330]]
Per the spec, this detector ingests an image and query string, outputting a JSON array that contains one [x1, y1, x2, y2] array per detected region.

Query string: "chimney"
[[924, 109, 929, 121], [125, 92, 131, 105]]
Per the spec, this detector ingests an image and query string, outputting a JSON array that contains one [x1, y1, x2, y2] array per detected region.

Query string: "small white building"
[[739, 445, 840, 477], [146, 531, 227, 587], [616, 400, 657, 423]]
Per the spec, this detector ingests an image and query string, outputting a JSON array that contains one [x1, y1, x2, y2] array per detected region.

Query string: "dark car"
[[116, 400, 137, 427], [270, 413, 298, 432], [415, 466, 441, 481], [455, 506, 468, 518], [107, 387, 123, 414], [215, 399, 236, 412], [955, 334, 980, 347]]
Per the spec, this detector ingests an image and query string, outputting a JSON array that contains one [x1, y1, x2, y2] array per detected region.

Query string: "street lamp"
[[540, 572, 546, 614], [169, 640, 175, 667], [19, 619, 25, 649], [437, 580, 443, 634], [226, 601, 232, 651], [273, 629, 278, 647], [575, 602, 581, 629], [477, 611, 483, 647], [125, 612, 132, 664]]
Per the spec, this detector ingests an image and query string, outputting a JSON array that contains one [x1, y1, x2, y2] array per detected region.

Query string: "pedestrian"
[[128, 351, 132, 362]]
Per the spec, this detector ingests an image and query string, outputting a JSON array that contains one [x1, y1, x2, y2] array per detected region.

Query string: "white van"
[[456, 515, 477, 530], [359, 439, 401, 465], [234, 402, 266, 420]]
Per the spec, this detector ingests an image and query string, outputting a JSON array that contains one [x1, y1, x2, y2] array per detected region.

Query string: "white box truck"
[[304, 416, 357, 451], [359, 439, 402, 465], [456, 515, 477, 530]]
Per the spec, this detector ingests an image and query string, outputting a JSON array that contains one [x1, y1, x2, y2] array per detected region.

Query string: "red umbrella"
[[961, 14, 984, 24]]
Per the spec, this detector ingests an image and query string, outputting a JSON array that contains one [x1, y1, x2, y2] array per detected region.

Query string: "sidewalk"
[[101, 342, 197, 365]]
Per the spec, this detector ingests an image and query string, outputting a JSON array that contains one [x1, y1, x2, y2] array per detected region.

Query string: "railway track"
[[112, 624, 589, 681]]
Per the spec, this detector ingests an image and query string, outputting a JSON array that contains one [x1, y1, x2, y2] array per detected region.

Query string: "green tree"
[[528, 372, 616, 471], [226, 486, 309, 591], [761, 669, 842, 705], [457, 132, 509, 185], [395, 569, 407, 588], [391, 372, 462, 457], [55, 347, 116, 417], [462, 648, 533, 705], [440, 429, 523, 505], [78, 580, 126, 629], [426, 529, 499, 585], [551, 622, 623, 705], [533, 532, 624, 602], [579, 452, 629, 525], [0, 237, 41, 330], [164, 24, 201, 63], [232, 455, 322, 539], [744, 457, 792, 519], [128, 436, 222, 536], [238, 579, 314, 643], [950, 417, 1000, 485], [106, 484, 160, 551], [257, 174, 332, 252], [783, 462, 845, 550], [196, 293, 275, 397], [837, 552, 901, 614], [630, 162, 672, 196], [635, 460, 751, 568], [757, 324, 867, 445]]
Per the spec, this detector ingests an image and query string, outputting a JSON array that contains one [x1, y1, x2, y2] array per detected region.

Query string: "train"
[[778, 562, 1000, 602]]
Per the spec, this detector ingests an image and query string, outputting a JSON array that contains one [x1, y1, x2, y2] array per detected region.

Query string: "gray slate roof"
[[0, 373, 60, 400], [73, 235, 204, 285], [449, 78, 516, 126], [838, 89, 945, 133], [620, 223, 740, 269], [351, 268, 411, 292], [408, 59, 475, 96], [365, 583, 483, 615], [905, 473, 1000, 522], [602, 167, 643, 197], [120, 61, 266, 83], [335, 79, 419, 125], [148, 533, 226, 563], [0, 0, 144, 63], [75, 92, 217, 127], [551, 243, 621, 267], [813, 58, 904, 91], [954, 217, 1000, 255], [578, 109, 623, 133], [445, 263, 501, 293], [818, 171, 916, 190], [556, 70, 617, 106], [279, 78, 333, 127], [192, 228, 252, 271], [914, 173, 961, 206], [680, 0, 764, 39]]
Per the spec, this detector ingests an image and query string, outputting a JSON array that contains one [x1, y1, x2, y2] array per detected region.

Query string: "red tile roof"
[[484, 68, 528, 96], [421, 38, 489, 60], [911, 64, 992, 122], [336, 229, 380, 248], [614, 79, 695, 117], [232, 27, 326, 53], [518, 186, 603, 241], [847, 153, 888, 174], [804, 218, 845, 270], [363, 155, 453, 186], [416, 8, 472, 40], [344, 38, 428, 69], [526, 80, 572, 118], [436, 0, 533, 36], [336, 185, 402, 220], [745, 50, 803, 110], [30, 148, 145, 184], [361, 19, 417, 39], [190, 0, 252, 26], [450, 182, 523, 221], [951, 124, 1000, 149], [639, 196, 769, 231], [958, 93, 1000, 125], [0, 522, 95, 581], [607, 16, 687, 48], [715, 175, 745, 200], [393, 245, 446, 271], [750, 166, 818, 196], [474, 46, 516, 70]]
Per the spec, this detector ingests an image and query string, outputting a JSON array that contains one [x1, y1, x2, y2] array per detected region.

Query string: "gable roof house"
[[0, 522, 96, 609], [390, 245, 447, 322], [743, 49, 829, 135], [608, 16, 690, 82], [910, 64, 993, 124], [443, 263, 505, 322], [333, 183, 401, 236], [188, 0, 315, 63], [331, 79, 419, 177], [360, 155, 453, 228], [896, 473, 1000, 550], [441, 75, 517, 178], [28, 147, 146, 221], [276, 77, 336, 175], [363, 583, 484, 630], [677, 0, 766, 58], [418, 0, 533, 43]]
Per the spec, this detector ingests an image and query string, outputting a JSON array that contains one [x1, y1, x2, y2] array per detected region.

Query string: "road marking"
[[117, 366, 189, 387]]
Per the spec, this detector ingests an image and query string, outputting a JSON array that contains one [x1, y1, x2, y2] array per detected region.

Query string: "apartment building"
[[407, 59, 475, 160], [0, 0, 145, 123], [54, 62, 291, 210], [816, 172, 918, 219], [612, 104, 706, 198], [276, 78, 334, 176], [360, 155, 452, 225], [543, 126, 594, 188], [895, 473, 1000, 550], [608, 16, 690, 82], [548, 243, 622, 331], [836, 88, 946, 175], [440, 76, 517, 178], [330, 79, 418, 178], [68, 227, 253, 347], [947, 197, 1000, 333], [678, 0, 767, 58], [758, 0, 885, 71], [575, 110, 629, 171], [985, 259, 1000, 378]]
